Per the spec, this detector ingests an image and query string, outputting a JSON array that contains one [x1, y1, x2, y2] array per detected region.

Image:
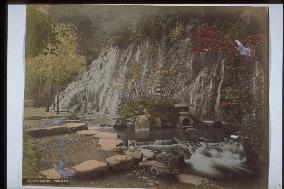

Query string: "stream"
[[94, 125, 253, 180]]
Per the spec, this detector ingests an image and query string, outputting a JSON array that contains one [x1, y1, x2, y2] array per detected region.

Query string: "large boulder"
[[135, 115, 150, 129], [105, 155, 137, 170]]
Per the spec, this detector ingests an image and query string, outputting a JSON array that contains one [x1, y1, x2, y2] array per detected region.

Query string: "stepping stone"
[[72, 160, 108, 176], [94, 132, 118, 139], [65, 123, 88, 132], [77, 130, 100, 135], [98, 138, 123, 151], [39, 168, 61, 179], [46, 125, 69, 134], [27, 128, 48, 137], [65, 120, 84, 123], [105, 155, 137, 170], [27, 123, 87, 137], [177, 174, 210, 186]]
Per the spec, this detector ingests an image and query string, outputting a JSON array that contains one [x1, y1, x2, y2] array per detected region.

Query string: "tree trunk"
[[35, 86, 41, 108], [45, 85, 51, 112], [56, 83, 60, 115], [52, 83, 56, 110]]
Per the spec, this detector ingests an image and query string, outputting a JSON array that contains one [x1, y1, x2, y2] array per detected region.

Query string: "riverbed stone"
[[139, 160, 178, 177], [153, 152, 186, 169], [39, 168, 62, 179], [98, 138, 123, 151], [135, 115, 150, 129], [177, 174, 210, 186], [105, 155, 137, 170], [72, 160, 108, 176]]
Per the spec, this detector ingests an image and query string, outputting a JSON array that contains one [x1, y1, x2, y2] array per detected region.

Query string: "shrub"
[[67, 111, 80, 120], [23, 132, 40, 177], [117, 98, 179, 127]]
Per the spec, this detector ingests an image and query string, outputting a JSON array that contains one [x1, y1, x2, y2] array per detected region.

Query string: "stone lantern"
[[175, 102, 193, 128]]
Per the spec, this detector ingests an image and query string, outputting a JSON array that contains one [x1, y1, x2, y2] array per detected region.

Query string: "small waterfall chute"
[[53, 139, 75, 179]]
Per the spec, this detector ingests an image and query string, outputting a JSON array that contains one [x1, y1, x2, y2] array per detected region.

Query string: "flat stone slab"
[[98, 138, 123, 151], [27, 123, 87, 137], [94, 132, 118, 139], [39, 168, 61, 179], [65, 123, 88, 132], [77, 130, 101, 135], [72, 160, 108, 176], [177, 174, 210, 186], [65, 120, 84, 123], [105, 155, 137, 170]]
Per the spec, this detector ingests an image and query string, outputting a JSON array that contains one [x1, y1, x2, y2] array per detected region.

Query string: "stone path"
[[38, 125, 143, 179]]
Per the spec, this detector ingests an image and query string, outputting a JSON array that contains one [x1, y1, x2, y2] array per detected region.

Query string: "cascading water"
[[214, 59, 225, 120], [58, 37, 229, 121], [53, 139, 75, 179], [136, 138, 251, 179], [186, 141, 251, 178]]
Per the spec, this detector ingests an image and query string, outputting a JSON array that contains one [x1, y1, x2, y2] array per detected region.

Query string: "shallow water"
[[95, 126, 253, 180]]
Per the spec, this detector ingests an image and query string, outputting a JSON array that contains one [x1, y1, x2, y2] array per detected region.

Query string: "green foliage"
[[23, 132, 40, 177], [118, 98, 179, 125], [26, 6, 55, 57], [26, 22, 86, 104], [222, 87, 242, 104], [169, 22, 185, 41], [67, 112, 80, 120]]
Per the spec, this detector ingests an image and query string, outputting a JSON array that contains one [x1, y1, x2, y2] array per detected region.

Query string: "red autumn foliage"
[[190, 23, 264, 59]]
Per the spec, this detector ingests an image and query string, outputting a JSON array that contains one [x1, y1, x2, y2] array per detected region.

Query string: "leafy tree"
[[26, 23, 85, 113], [25, 6, 55, 57]]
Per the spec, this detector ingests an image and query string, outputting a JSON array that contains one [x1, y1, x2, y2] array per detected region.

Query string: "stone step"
[[105, 154, 137, 170], [72, 160, 108, 176], [64, 120, 84, 123], [94, 132, 118, 139], [77, 130, 101, 135], [98, 138, 123, 151], [39, 168, 75, 179], [27, 123, 87, 137]]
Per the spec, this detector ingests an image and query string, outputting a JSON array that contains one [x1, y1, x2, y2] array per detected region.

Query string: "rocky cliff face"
[[59, 34, 264, 122]]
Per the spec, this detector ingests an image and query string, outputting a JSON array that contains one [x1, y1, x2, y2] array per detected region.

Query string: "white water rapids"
[[136, 138, 251, 178]]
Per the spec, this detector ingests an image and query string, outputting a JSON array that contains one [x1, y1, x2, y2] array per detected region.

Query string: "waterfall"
[[214, 59, 225, 120]]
